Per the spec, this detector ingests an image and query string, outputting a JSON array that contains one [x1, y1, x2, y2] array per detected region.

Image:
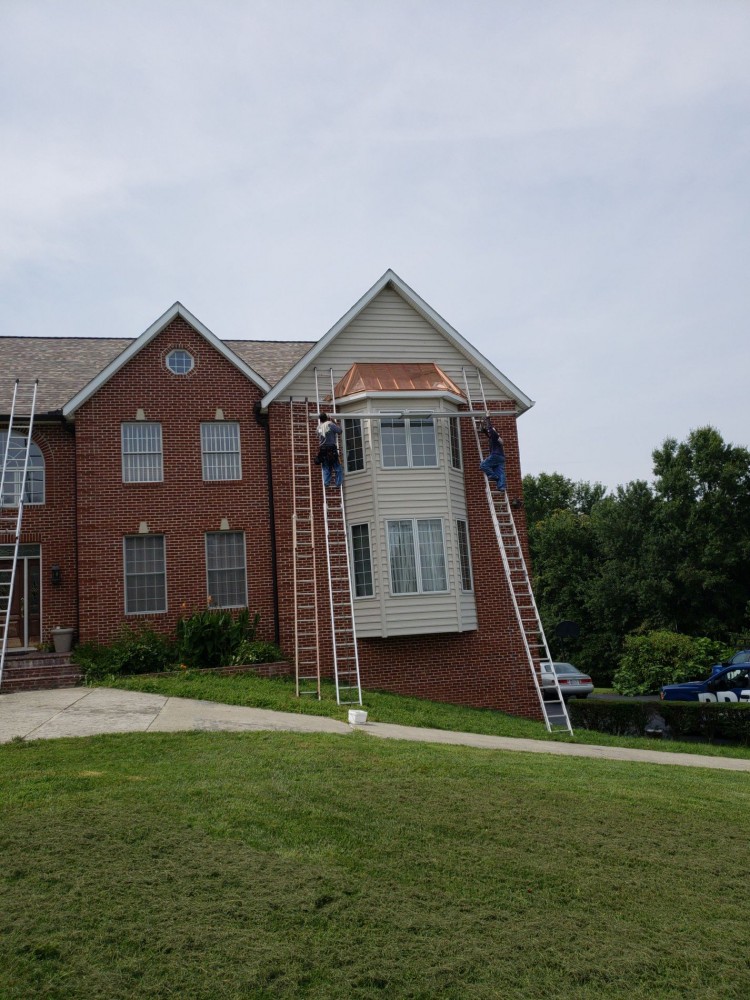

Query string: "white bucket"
[[348, 709, 368, 726]]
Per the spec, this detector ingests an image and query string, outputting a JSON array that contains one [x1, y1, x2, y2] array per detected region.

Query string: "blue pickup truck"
[[660, 650, 750, 703]]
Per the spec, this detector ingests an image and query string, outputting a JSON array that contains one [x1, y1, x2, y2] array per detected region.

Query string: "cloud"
[[0, 0, 748, 485]]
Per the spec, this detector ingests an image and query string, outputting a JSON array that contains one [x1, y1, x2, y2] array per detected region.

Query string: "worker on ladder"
[[315, 412, 343, 487], [480, 418, 506, 491]]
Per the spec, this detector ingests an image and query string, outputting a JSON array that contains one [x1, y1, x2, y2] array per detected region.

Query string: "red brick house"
[[0, 270, 544, 720]]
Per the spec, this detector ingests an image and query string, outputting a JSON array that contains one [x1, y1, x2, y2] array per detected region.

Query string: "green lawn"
[[1, 731, 749, 999], [100, 671, 750, 760]]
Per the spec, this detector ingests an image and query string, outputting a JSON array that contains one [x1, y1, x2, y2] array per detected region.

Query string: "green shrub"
[[229, 640, 284, 665], [109, 625, 176, 675], [176, 606, 260, 669], [72, 625, 176, 680], [612, 631, 731, 695], [568, 698, 750, 745], [71, 642, 116, 681], [567, 699, 654, 736]]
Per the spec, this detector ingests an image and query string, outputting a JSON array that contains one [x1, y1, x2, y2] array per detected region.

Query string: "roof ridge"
[[0, 335, 133, 341]]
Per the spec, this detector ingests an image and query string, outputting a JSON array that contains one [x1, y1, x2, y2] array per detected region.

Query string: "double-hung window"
[[124, 535, 167, 613], [201, 422, 241, 481], [449, 419, 462, 469], [122, 423, 163, 483], [456, 519, 473, 591], [343, 419, 365, 473], [206, 531, 247, 608], [0, 433, 45, 505], [381, 417, 437, 468], [350, 523, 374, 597], [387, 518, 447, 594]]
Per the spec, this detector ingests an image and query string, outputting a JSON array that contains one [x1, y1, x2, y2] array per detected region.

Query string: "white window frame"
[[380, 415, 438, 469], [123, 535, 167, 615], [349, 522, 374, 598], [343, 419, 365, 474], [205, 531, 248, 609], [121, 423, 163, 483], [166, 349, 195, 375], [456, 519, 474, 592], [386, 518, 448, 596], [200, 422, 242, 481], [0, 432, 45, 506]]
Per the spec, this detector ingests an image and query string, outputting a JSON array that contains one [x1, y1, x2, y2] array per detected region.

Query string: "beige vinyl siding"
[[339, 397, 478, 637], [284, 288, 513, 402]]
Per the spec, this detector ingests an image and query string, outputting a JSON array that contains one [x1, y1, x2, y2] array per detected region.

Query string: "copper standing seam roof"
[[333, 362, 465, 399], [0, 337, 315, 415]]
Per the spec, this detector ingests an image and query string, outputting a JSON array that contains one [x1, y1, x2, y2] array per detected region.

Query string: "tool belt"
[[314, 444, 339, 467]]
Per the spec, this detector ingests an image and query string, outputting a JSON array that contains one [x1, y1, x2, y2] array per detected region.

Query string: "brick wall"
[[74, 317, 276, 644], [0, 421, 78, 644]]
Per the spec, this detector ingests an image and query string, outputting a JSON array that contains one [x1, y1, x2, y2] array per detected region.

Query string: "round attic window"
[[166, 349, 194, 375]]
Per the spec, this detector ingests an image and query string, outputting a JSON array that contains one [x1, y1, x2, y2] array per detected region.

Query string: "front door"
[[0, 556, 41, 649]]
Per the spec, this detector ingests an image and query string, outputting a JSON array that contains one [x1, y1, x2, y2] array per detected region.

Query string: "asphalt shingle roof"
[[0, 337, 315, 415]]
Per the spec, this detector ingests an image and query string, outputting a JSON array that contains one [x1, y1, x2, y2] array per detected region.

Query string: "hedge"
[[568, 698, 750, 745]]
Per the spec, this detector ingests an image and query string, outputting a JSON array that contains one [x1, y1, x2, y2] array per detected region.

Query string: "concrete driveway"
[[2, 686, 750, 772]]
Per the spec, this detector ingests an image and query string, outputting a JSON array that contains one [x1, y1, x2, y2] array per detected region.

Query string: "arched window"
[[0, 433, 45, 505]]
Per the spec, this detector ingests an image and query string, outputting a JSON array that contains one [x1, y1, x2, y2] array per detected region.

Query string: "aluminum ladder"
[[315, 369, 363, 706], [290, 399, 321, 698], [461, 368, 572, 734], [0, 379, 39, 692]]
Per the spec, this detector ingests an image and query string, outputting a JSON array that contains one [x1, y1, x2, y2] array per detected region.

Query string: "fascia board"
[[337, 390, 467, 407], [261, 268, 534, 414], [62, 303, 271, 417]]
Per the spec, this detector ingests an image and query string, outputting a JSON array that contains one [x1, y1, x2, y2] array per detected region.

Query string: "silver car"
[[540, 661, 593, 700]]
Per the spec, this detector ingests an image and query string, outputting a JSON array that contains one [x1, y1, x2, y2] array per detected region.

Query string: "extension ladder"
[[290, 400, 321, 698], [461, 368, 572, 734], [0, 379, 39, 692], [315, 369, 363, 706]]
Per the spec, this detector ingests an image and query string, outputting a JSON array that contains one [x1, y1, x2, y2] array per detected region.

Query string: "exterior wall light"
[[51, 564, 62, 586]]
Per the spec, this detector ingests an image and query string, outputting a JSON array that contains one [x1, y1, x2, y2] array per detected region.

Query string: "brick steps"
[[0, 656, 291, 695], [0, 653, 82, 694]]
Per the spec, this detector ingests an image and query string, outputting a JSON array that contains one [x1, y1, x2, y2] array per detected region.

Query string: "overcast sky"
[[1, 0, 748, 488]]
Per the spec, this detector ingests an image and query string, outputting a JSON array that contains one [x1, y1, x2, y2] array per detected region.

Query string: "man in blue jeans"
[[316, 412, 343, 487], [479, 418, 506, 491]]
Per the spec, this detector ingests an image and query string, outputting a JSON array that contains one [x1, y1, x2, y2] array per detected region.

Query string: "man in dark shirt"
[[316, 412, 343, 487], [480, 419, 506, 491]]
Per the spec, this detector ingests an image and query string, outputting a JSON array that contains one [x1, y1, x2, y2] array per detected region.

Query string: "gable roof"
[[260, 269, 534, 412], [0, 332, 313, 417], [60, 302, 275, 417]]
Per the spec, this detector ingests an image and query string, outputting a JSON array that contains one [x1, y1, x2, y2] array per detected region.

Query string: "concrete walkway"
[[2, 686, 750, 772]]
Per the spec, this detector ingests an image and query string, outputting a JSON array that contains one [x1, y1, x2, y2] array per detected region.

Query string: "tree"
[[651, 427, 750, 637], [521, 428, 750, 684], [522, 472, 607, 528]]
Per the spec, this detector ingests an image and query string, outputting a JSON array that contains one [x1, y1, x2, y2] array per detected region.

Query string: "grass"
[[99, 670, 750, 760], [2, 730, 750, 999]]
